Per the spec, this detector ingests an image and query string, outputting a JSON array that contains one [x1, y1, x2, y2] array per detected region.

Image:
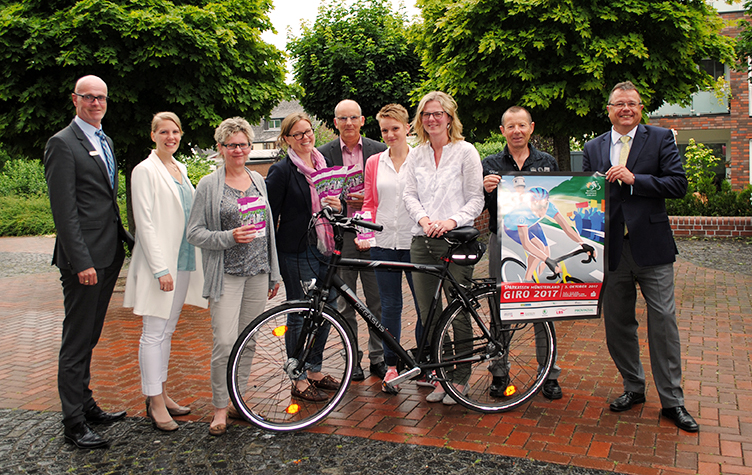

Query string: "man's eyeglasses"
[[421, 111, 447, 120], [335, 115, 361, 122], [288, 129, 314, 141], [607, 102, 642, 109], [222, 143, 251, 151], [73, 93, 108, 103]]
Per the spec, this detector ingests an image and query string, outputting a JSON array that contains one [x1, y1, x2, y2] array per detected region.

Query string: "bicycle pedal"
[[387, 367, 421, 387]]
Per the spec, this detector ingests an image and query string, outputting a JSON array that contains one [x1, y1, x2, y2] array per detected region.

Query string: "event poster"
[[497, 173, 607, 323]]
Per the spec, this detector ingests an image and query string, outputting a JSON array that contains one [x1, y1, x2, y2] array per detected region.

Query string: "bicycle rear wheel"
[[227, 302, 355, 431], [432, 286, 554, 412]]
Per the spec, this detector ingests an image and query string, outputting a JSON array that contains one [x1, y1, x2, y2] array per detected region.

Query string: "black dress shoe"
[[609, 391, 646, 412], [369, 361, 388, 380], [489, 376, 510, 398], [64, 422, 109, 449], [351, 363, 365, 381], [541, 379, 563, 400], [661, 406, 699, 432], [84, 405, 127, 424]]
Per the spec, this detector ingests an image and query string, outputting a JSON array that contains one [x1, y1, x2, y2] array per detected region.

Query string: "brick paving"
[[0, 236, 750, 474]]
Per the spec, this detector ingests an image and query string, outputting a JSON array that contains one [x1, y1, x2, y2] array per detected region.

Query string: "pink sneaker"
[[382, 367, 400, 394], [416, 371, 436, 388]]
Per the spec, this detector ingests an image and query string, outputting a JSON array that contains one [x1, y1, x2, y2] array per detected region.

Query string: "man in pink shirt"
[[318, 99, 387, 381]]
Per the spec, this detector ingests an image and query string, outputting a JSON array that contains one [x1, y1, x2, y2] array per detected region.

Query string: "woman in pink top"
[[359, 104, 420, 393]]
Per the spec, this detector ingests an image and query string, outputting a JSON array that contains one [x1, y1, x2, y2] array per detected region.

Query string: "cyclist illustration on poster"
[[498, 173, 607, 321]]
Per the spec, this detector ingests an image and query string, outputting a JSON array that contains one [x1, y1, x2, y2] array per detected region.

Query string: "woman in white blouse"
[[402, 91, 484, 405], [124, 112, 207, 431], [359, 104, 420, 393]]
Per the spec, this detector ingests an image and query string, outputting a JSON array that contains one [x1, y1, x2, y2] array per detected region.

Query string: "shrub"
[[474, 132, 507, 159], [0, 195, 56, 236], [0, 159, 47, 197], [177, 147, 215, 186]]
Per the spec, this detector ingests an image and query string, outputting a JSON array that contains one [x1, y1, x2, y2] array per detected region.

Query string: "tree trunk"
[[552, 135, 571, 172], [123, 148, 140, 234]]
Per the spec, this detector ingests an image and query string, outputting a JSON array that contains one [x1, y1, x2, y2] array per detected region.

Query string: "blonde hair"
[[151, 112, 183, 135], [214, 117, 254, 145], [376, 103, 410, 127], [276, 112, 313, 150], [412, 91, 464, 144]]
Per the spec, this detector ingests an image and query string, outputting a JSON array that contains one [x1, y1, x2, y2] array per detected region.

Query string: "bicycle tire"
[[227, 301, 355, 432], [432, 286, 555, 412], [500, 258, 527, 283]]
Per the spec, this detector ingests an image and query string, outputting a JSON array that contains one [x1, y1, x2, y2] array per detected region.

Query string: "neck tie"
[[619, 135, 631, 235], [95, 129, 116, 188]]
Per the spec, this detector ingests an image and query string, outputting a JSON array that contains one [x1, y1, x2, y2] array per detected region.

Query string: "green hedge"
[[0, 196, 56, 236]]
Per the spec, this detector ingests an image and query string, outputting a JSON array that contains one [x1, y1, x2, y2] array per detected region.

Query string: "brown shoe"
[[208, 422, 226, 436], [227, 404, 242, 420], [308, 375, 340, 391], [291, 383, 329, 401], [166, 404, 191, 417]]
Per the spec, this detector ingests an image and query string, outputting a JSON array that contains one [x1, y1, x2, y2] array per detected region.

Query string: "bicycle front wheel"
[[432, 286, 555, 413], [227, 302, 355, 431]]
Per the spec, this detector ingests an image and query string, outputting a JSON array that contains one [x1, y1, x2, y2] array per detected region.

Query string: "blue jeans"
[[369, 247, 421, 367], [278, 246, 337, 378]]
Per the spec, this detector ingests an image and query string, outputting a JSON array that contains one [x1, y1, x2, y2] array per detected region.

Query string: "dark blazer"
[[582, 124, 687, 271], [44, 120, 131, 272], [317, 136, 387, 167], [265, 154, 333, 254]]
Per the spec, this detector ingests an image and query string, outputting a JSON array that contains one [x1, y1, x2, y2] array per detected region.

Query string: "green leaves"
[[288, 0, 423, 138]]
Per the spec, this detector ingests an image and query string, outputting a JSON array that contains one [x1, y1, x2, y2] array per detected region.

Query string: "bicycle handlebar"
[[545, 246, 597, 281], [319, 207, 384, 233]]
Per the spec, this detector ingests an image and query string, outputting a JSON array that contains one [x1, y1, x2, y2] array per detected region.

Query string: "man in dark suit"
[[44, 75, 133, 448], [318, 99, 388, 381], [583, 81, 697, 432]]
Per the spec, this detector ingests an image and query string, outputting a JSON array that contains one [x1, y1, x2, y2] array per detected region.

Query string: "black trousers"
[[58, 245, 124, 429]]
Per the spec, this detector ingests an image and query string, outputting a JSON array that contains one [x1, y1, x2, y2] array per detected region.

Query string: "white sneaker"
[[443, 384, 468, 406], [426, 386, 446, 403]]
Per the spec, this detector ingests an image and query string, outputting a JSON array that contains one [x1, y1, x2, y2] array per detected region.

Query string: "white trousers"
[[139, 270, 191, 396], [209, 273, 267, 408]]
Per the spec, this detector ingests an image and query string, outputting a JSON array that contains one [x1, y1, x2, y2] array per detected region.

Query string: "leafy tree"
[[288, 0, 423, 139], [0, 0, 287, 227], [412, 0, 736, 169]]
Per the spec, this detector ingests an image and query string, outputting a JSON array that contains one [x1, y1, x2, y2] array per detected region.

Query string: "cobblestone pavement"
[[1, 235, 751, 475], [0, 409, 611, 475]]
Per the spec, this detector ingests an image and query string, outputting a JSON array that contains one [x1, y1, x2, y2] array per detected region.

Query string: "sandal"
[[308, 375, 340, 391], [291, 383, 329, 401]]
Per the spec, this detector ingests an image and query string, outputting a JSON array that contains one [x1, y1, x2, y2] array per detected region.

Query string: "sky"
[[261, 0, 420, 56]]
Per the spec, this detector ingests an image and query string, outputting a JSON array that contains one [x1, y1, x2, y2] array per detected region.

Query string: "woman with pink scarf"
[[266, 112, 342, 402]]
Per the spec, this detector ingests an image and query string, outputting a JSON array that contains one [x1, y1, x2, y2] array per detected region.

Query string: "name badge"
[[89, 150, 100, 156]]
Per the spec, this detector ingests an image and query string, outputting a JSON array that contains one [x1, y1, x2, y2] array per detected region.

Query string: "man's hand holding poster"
[[498, 173, 607, 322]]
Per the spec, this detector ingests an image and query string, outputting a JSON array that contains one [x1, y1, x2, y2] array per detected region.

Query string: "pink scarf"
[[288, 148, 335, 254]]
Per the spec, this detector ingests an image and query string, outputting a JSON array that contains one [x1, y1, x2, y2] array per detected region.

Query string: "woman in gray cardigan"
[[187, 117, 281, 437]]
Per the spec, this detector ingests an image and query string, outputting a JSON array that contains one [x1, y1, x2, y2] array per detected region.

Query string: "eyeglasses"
[[222, 143, 251, 151], [421, 111, 447, 120], [73, 93, 108, 103], [607, 102, 642, 109], [288, 128, 314, 141], [335, 115, 361, 122]]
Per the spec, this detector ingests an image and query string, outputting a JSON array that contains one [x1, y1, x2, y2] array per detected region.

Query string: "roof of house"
[[252, 100, 304, 144]]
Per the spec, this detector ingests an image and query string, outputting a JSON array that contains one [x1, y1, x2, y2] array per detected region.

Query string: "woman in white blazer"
[[124, 112, 207, 432]]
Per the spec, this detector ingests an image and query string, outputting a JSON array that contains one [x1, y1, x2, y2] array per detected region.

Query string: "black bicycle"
[[227, 209, 555, 431]]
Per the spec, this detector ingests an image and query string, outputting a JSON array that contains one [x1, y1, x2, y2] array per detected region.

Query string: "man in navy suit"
[[318, 99, 388, 381], [44, 75, 133, 448], [582, 81, 697, 432]]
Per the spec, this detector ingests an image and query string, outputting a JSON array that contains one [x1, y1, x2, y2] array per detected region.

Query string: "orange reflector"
[[272, 325, 288, 337], [285, 403, 300, 414], [504, 385, 516, 397]]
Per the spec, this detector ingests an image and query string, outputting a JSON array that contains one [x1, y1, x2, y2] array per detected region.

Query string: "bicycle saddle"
[[444, 226, 480, 243]]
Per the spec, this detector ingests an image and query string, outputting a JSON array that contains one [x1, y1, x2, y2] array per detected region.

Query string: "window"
[[267, 118, 282, 131]]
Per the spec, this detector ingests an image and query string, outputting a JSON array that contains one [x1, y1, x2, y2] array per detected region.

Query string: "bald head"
[[72, 75, 108, 128], [333, 99, 365, 147]]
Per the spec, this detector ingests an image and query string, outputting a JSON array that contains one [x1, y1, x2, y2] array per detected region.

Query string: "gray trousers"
[[489, 232, 561, 380], [337, 238, 383, 364], [603, 240, 684, 408]]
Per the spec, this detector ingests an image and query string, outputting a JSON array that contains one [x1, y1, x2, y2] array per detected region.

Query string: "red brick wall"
[[670, 216, 752, 238], [649, 11, 751, 191]]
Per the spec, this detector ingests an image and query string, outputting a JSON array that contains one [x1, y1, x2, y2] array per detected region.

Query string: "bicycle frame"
[[293, 214, 502, 388]]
